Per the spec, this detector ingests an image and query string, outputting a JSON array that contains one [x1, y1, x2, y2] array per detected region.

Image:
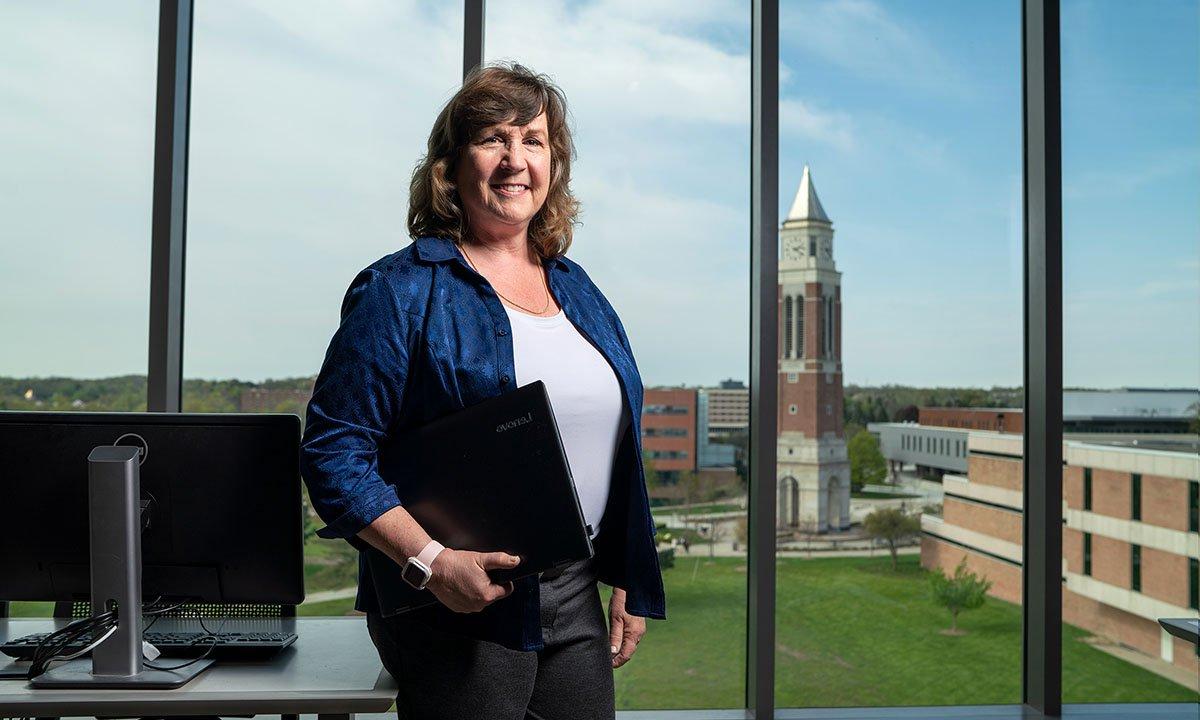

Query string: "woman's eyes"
[[480, 135, 544, 147]]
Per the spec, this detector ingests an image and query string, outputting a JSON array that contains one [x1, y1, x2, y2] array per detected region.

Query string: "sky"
[[1, 0, 1196, 390]]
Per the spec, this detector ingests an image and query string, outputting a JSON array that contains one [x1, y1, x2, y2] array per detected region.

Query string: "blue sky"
[[1, 0, 1195, 390]]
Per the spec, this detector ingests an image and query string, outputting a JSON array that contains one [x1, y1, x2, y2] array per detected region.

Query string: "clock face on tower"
[[782, 236, 803, 261]]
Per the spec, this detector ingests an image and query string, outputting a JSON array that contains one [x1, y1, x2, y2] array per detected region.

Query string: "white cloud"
[[780, 0, 973, 98], [780, 98, 855, 151]]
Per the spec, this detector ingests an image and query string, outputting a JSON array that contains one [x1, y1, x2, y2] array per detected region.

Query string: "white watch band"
[[415, 539, 445, 572]]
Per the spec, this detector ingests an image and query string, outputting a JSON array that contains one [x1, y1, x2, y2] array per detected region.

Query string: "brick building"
[[919, 407, 1023, 434], [921, 430, 1200, 678], [642, 387, 696, 478], [919, 388, 1199, 437]]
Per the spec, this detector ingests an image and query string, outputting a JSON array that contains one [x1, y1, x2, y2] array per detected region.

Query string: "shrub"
[[930, 557, 993, 634]]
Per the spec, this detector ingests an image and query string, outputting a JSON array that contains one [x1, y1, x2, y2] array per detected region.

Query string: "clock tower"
[[777, 166, 849, 532]]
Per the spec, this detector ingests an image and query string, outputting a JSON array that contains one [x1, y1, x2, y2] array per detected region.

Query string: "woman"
[[299, 63, 665, 719]]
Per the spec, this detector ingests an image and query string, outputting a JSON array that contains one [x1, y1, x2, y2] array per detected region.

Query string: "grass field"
[[605, 555, 1196, 709], [10, 555, 1193, 709], [291, 555, 1194, 709], [850, 491, 922, 499], [651, 502, 744, 515]]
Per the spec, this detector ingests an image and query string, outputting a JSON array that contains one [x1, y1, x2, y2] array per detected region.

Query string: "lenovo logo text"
[[496, 412, 534, 433]]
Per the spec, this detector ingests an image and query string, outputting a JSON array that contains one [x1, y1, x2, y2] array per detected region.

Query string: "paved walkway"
[[666, 540, 921, 559], [304, 586, 359, 604], [1081, 635, 1199, 691]]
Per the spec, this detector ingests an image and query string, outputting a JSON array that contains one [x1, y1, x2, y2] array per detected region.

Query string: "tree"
[[642, 451, 661, 491], [848, 430, 887, 492], [930, 557, 993, 634], [680, 470, 701, 509], [862, 508, 921, 570]]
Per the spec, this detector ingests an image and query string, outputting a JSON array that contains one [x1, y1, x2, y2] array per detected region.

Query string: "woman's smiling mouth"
[[491, 183, 529, 197]]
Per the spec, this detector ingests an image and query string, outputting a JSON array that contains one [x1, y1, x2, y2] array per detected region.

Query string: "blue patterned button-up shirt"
[[299, 235, 666, 651]]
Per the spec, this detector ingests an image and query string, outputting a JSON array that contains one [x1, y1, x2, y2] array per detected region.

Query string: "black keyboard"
[[1, 630, 297, 661]]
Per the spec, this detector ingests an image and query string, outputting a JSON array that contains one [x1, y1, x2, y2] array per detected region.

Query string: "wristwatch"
[[401, 539, 446, 590]]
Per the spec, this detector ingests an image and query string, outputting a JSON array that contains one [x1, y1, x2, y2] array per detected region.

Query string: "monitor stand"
[[32, 446, 212, 688]]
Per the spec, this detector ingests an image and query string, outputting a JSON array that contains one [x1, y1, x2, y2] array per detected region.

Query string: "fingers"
[[429, 551, 519, 614], [487, 581, 515, 602], [478, 551, 522, 570], [613, 615, 645, 669], [608, 610, 624, 660]]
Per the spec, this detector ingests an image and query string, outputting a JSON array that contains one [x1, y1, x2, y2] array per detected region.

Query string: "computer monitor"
[[0, 412, 304, 606]]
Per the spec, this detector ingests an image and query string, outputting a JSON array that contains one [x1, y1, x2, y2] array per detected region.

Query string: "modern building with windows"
[[921, 430, 1200, 678], [641, 386, 696, 478], [871, 388, 1200, 480]]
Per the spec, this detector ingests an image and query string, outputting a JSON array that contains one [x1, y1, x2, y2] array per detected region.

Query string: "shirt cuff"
[[315, 484, 402, 541]]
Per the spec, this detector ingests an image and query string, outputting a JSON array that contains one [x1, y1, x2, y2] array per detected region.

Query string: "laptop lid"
[[399, 380, 593, 587]]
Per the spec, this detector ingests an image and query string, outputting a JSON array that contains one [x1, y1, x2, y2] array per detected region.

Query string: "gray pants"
[[367, 556, 615, 720]]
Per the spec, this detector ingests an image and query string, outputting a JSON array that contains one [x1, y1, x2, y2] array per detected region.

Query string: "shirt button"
[[497, 329, 508, 337], [501, 374, 511, 384]]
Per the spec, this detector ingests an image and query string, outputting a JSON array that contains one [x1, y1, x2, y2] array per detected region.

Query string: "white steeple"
[[786, 165, 830, 223]]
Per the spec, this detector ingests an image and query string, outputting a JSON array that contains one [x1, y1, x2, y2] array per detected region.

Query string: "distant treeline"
[[2, 376, 1025, 426], [0, 375, 315, 415], [843, 384, 1023, 428]]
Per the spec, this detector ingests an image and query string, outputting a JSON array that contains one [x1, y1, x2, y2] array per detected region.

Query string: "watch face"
[[402, 560, 429, 589]]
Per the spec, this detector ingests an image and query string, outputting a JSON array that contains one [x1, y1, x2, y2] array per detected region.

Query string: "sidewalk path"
[[304, 586, 359, 604]]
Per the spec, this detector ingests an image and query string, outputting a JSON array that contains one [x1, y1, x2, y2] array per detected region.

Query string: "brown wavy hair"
[[407, 62, 580, 259]]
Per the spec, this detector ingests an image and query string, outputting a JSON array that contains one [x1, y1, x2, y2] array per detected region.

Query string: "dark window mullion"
[[147, 0, 195, 413], [1021, 0, 1063, 714]]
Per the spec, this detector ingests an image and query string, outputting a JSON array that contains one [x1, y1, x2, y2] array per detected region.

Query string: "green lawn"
[[651, 502, 744, 515], [606, 555, 1196, 710], [6, 601, 54, 617], [12, 555, 1194, 710], [297, 598, 362, 616], [303, 534, 360, 593]]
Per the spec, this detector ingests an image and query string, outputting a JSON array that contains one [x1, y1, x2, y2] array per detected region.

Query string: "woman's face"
[[455, 111, 551, 240]]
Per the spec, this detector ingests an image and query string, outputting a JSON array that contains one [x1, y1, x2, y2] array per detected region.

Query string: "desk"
[[0, 616, 396, 718]]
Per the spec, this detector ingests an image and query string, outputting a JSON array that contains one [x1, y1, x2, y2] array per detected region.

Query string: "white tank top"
[[503, 304, 629, 540]]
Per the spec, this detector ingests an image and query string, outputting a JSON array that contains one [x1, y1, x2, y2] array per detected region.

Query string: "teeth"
[[495, 184, 526, 191]]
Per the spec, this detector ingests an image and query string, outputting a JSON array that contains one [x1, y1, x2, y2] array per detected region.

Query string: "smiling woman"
[[407, 63, 580, 259], [300, 62, 665, 720]]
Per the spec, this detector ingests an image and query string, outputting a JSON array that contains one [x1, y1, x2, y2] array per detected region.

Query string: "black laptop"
[[372, 380, 593, 613]]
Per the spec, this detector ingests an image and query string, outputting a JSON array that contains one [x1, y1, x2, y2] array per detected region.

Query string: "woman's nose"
[[500, 143, 528, 171]]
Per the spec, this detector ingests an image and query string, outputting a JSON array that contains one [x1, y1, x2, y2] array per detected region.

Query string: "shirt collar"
[[413, 236, 571, 272]]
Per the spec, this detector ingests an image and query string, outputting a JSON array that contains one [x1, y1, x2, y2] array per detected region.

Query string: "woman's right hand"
[[425, 549, 521, 613]]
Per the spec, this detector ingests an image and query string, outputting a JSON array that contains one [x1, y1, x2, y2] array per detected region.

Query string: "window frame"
[[133, 0, 1182, 716]]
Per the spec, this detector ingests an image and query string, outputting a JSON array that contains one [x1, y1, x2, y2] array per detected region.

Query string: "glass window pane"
[[486, 0, 751, 710], [0, 1, 157, 409], [184, 1, 463, 411], [1061, 0, 1200, 704], [777, 0, 1024, 707], [182, 0, 462, 614]]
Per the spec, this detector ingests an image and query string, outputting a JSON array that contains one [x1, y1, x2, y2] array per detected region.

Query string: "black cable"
[[27, 610, 117, 679], [26, 597, 176, 679], [30, 611, 114, 667], [25, 598, 226, 677], [142, 607, 220, 672], [30, 616, 112, 675]]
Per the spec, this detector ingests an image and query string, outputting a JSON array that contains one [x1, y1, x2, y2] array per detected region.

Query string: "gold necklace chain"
[[457, 241, 552, 315]]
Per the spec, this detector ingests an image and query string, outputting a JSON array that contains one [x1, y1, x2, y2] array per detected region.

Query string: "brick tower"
[[777, 166, 850, 532]]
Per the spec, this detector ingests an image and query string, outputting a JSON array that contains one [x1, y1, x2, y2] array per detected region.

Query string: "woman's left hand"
[[607, 587, 646, 668]]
